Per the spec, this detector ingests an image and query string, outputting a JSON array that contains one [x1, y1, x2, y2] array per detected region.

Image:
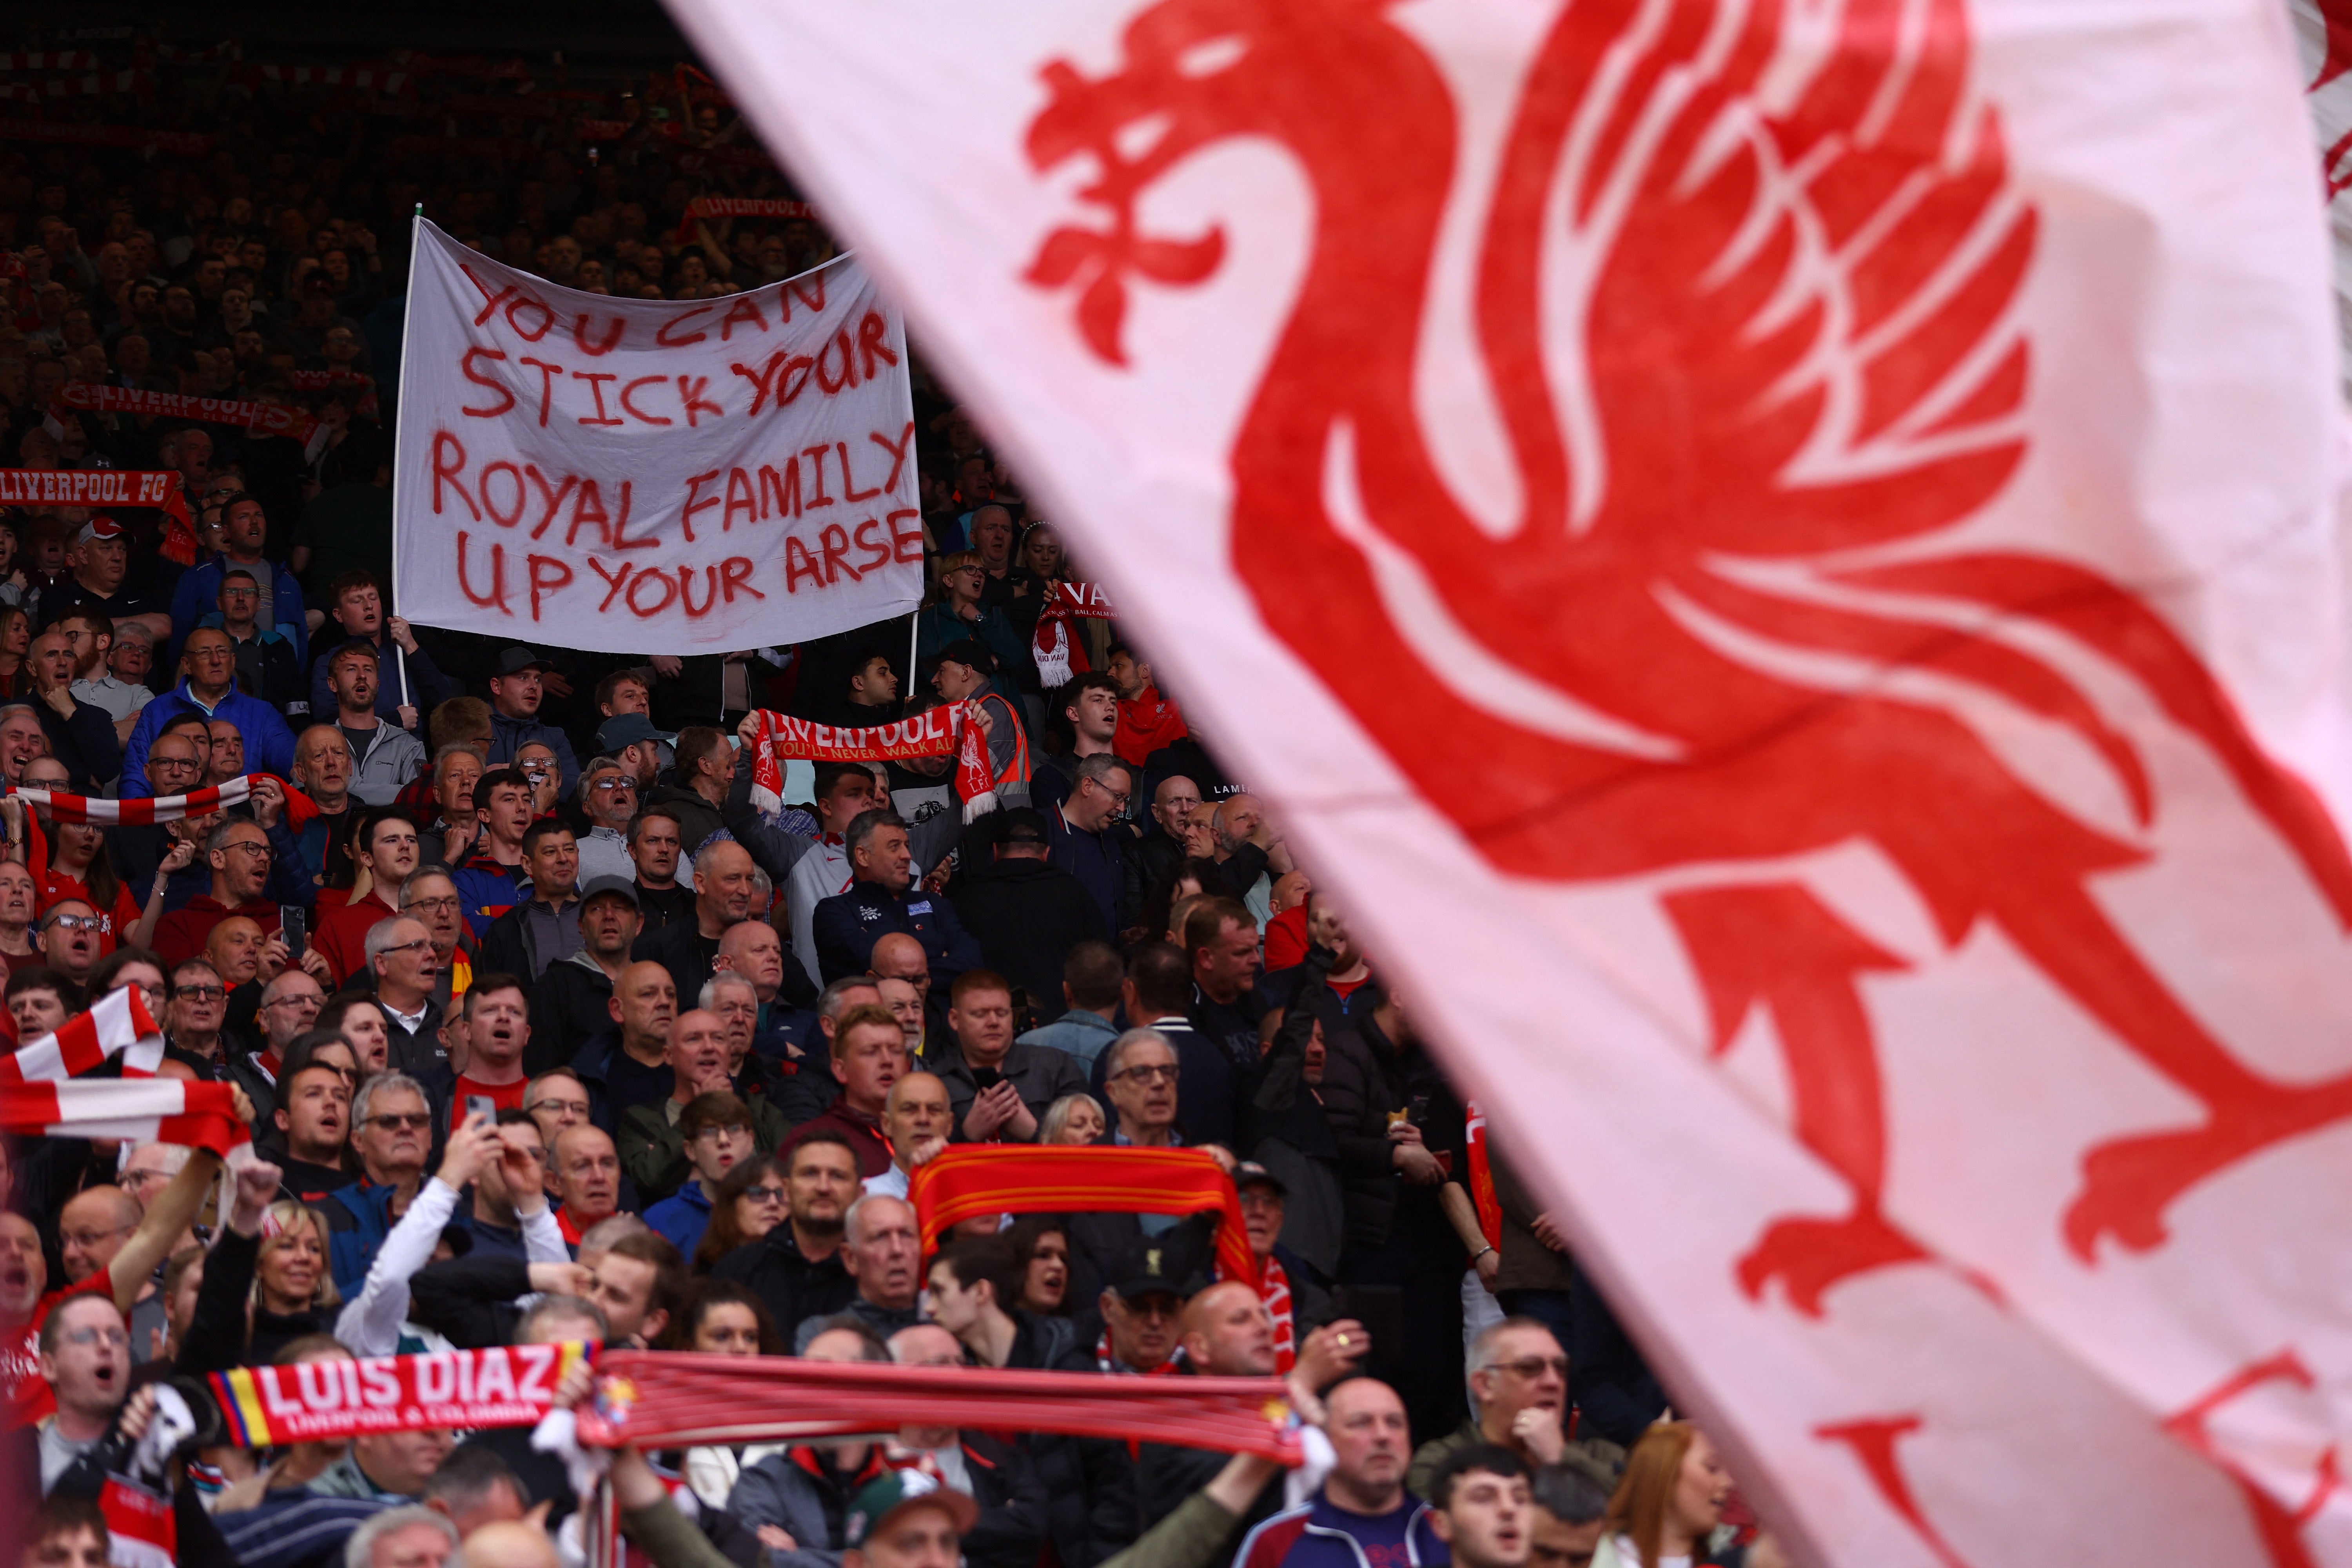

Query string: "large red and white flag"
[[666, 0, 2352, 1561]]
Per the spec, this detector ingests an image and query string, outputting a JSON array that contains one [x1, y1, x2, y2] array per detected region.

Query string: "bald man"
[[864, 1072, 951, 1201], [619, 1006, 786, 1199], [633, 839, 809, 1013], [572, 960, 677, 1128], [452, 1521, 558, 1568], [1138, 1282, 1290, 1543]]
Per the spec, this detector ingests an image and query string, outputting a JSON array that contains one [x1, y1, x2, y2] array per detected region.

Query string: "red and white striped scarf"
[[8, 776, 252, 826], [7, 775, 323, 831], [0, 1078, 249, 1157], [0, 987, 163, 1083]]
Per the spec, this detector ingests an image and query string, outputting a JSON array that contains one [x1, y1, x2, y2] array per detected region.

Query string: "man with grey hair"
[[327, 1069, 438, 1298], [343, 1503, 458, 1568], [368, 915, 445, 1075], [1046, 751, 1134, 935], [1405, 1318, 1621, 1502], [792, 1192, 923, 1351], [420, 1446, 528, 1540], [573, 756, 637, 885], [401, 869, 470, 1014]]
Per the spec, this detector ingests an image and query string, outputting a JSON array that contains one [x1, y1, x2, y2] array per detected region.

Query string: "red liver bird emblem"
[[1020, 0, 2352, 1307]]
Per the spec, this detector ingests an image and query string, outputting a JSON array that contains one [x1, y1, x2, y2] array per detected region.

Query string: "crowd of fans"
[[0, 31, 1782, 1568]]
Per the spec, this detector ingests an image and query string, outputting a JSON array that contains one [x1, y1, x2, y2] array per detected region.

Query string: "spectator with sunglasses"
[[574, 757, 640, 887], [1406, 1319, 1621, 1503], [324, 1070, 439, 1299]]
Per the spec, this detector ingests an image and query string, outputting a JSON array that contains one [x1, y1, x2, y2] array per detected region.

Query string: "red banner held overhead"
[[392, 221, 918, 653]]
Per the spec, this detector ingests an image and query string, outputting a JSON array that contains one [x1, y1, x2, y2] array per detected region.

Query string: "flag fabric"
[[0, 1079, 248, 1157], [2295, 0, 2352, 381], [664, 0, 2352, 1562], [579, 1349, 1301, 1459], [0, 987, 163, 1085], [910, 1145, 1258, 1289]]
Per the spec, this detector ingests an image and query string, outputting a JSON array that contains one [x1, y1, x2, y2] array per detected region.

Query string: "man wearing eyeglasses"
[[151, 808, 318, 973], [1043, 755, 1134, 938], [327, 1071, 438, 1298], [367, 916, 446, 1077], [118, 625, 297, 799], [573, 758, 638, 887], [162, 957, 230, 1074], [227, 967, 326, 1114], [105, 732, 212, 900], [1405, 1319, 1621, 1502], [36, 899, 101, 989]]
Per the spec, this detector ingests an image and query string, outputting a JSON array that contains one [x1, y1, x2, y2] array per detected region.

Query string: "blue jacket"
[[485, 707, 580, 794], [120, 678, 298, 797], [170, 555, 308, 668], [811, 878, 983, 986], [643, 1180, 713, 1259], [1016, 1009, 1120, 1071], [325, 1180, 400, 1301], [1233, 1494, 1446, 1568]]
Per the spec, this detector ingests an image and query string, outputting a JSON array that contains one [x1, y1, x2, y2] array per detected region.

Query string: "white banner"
[[392, 220, 920, 653], [666, 0, 2352, 1562], [2296, 0, 2352, 383]]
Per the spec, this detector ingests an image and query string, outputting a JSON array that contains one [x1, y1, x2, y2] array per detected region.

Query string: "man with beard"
[[528, 877, 639, 1074], [712, 1129, 859, 1337]]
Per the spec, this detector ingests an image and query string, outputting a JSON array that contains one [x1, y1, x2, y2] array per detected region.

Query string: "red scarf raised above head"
[[745, 702, 1025, 825], [911, 1144, 1261, 1291], [1032, 582, 1116, 689], [7, 774, 320, 829], [0, 467, 197, 564]]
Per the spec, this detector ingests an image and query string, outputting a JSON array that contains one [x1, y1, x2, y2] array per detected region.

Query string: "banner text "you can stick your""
[[394, 221, 921, 653]]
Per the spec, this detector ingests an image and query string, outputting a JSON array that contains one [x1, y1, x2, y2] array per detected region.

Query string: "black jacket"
[[811, 879, 982, 986], [710, 1225, 855, 1344], [474, 895, 579, 986], [409, 1253, 538, 1350], [950, 856, 1108, 1019], [528, 953, 617, 1076], [1005, 1312, 1138, 1568], [38, 695, 123, 788]]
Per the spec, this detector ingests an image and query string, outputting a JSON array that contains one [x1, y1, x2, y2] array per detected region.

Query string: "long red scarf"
[[8, 774, 321, 829], [746, 702, 1021, 824], [911, 1145, 1261, 1290], [52, 384, 325, 459], [673, 196, 820, 240], [1031, 582, 1116, 689], [0, 468, 196, 563], [0, 1078, 248, 1157], [209, 1342, 596, 1445], [581, 1350, 1300, 1460]]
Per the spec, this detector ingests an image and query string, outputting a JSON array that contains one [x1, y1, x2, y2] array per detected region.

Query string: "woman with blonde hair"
[[1038, 1092, 1106, 1147], [1592, 1421, 1735, 1568], [175, 1161, 345, 1375]]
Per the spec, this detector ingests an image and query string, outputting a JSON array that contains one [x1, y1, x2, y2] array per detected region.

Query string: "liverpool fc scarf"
[[0, 1077, 248, 1156], [746, 703, 1022, 824], [0, 987, 163, 1083], [52, 383, 324, 452], [210, 1342, 596, 1445], [1031, 582, 1116, 689], [911, 1145, 1261, 1290], [0, 468, 197, 563]]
